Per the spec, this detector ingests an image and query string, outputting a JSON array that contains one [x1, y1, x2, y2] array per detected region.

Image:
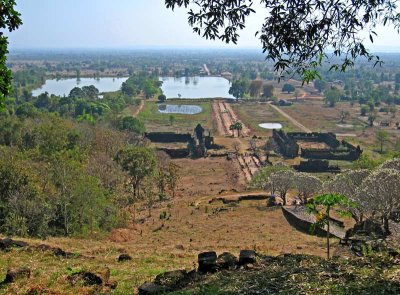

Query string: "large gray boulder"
[[217, 252, 238, 269], [239, 250, 257, 265], [198, 251, 217, 273], [138, 282, 170, 295]]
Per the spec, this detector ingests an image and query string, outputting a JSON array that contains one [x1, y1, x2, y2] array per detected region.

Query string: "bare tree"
[[339, 110, 350, 123], [325, 169, 370, 223], [249, 137, 258, 155], [361, 168, 400, 235], [268, 170, 295, 205], [293, 173, 322, 204], [232, 141, 240, 155], [379, 158, 400, 171]]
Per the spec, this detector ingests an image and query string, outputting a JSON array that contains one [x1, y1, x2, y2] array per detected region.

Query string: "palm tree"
[[235, 121, 243, 137], [229, 124, 236, 137]]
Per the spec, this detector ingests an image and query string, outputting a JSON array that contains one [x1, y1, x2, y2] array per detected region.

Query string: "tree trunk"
[[327, 206, 331, 260], [281, 192, 286, 206], [383, 216, 390, 236]]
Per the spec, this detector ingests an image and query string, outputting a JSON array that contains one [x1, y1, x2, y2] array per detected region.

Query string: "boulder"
[[138, 282, 170, 295], [239, 250, 257, 265], [198, 251, 217, 273], [2, 268, 31, 284], [154, 270, 187, 288], [217, 252, 238, 269], [68, 272, 103, 286], [0, 238, 28, 250], [118, 253, 132, 262]]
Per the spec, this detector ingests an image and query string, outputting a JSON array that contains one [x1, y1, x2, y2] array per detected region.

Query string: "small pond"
[[159, 76, 234, 99], [32, 77, 129, 97], [259, 123, 283, 129], [158, 104, 203, 115]]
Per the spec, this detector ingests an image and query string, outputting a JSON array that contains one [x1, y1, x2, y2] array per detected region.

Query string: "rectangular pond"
[[32, 77, 129, 97], [159, 76, 234, 99], [158, 104, 203, 114]]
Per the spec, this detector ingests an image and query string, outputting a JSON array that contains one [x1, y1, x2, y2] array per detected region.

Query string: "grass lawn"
[[138, 100, 214, 133], [232, 102, 300, 137]]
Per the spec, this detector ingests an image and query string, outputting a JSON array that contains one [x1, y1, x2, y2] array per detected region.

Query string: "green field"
[[232, 102, 300, 136], [138, 100, 214, 133]]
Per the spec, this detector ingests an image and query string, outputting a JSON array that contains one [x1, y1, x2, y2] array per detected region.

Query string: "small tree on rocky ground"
[[307, 194, 354, 259]]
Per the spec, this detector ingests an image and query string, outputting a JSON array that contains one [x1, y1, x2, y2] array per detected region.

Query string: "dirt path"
[[132, 99, 144, 117], [268, 102, 312, 133], [236, 154, 261, 182], [212, 101, 229, 135], [212, 100, 251, 137]]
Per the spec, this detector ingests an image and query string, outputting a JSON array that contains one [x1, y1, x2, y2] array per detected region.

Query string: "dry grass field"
[[0, 200, 334, 294]]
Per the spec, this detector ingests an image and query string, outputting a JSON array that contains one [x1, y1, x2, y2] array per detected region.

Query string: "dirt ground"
[[212, 100, 251, 137], [172, 157, 246, 198]]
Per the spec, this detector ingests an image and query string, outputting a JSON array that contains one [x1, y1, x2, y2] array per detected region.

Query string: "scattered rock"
[[239, 250, 257, 265], [0, 238, 28, 250], [118, 253, 132, 262], [32, 244, 75, 258], [175, 244, 185, 250], [217, 252, 238, 269], [198, 251, 217, 273], [2, 268, 31, 284], [68, 272, 103, 286], [154, 270, 187, 288], [35, 244, 53, 252], [138, 282, 170, 295]]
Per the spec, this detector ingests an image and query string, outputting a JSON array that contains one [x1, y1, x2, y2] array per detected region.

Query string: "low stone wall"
[[273, 130, 362, 161], [158, 148, 189, 159], [293, 160, 341, 173], [273, 130, 299, 158], [282, 206, 345, 239]]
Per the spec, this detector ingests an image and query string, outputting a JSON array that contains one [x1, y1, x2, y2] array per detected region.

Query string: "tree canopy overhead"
[[165, 0, 400, 81], [0, 0, 22, 107]]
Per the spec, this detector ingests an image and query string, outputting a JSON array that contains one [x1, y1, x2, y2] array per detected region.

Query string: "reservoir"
[[32, 77, 129, 97], [159, 76, 234, 99]]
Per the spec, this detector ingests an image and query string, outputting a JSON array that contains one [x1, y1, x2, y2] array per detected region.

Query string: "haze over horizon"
[[6, 0, 400, 53]]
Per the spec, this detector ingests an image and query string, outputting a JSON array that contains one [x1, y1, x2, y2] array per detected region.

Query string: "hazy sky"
[[6, 0, 400, 51]]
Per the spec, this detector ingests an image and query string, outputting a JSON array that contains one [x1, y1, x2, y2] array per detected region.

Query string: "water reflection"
[[158, 104, 203, 115]]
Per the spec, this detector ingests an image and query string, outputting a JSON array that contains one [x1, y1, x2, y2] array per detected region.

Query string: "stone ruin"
[[145, 124, 214, 158], [272, 130, 362, 161], [293, 159, 341, 173], [138, 250, 258, 294]]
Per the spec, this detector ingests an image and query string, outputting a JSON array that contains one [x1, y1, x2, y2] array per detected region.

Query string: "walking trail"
[[268, 102, 312, 133]]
